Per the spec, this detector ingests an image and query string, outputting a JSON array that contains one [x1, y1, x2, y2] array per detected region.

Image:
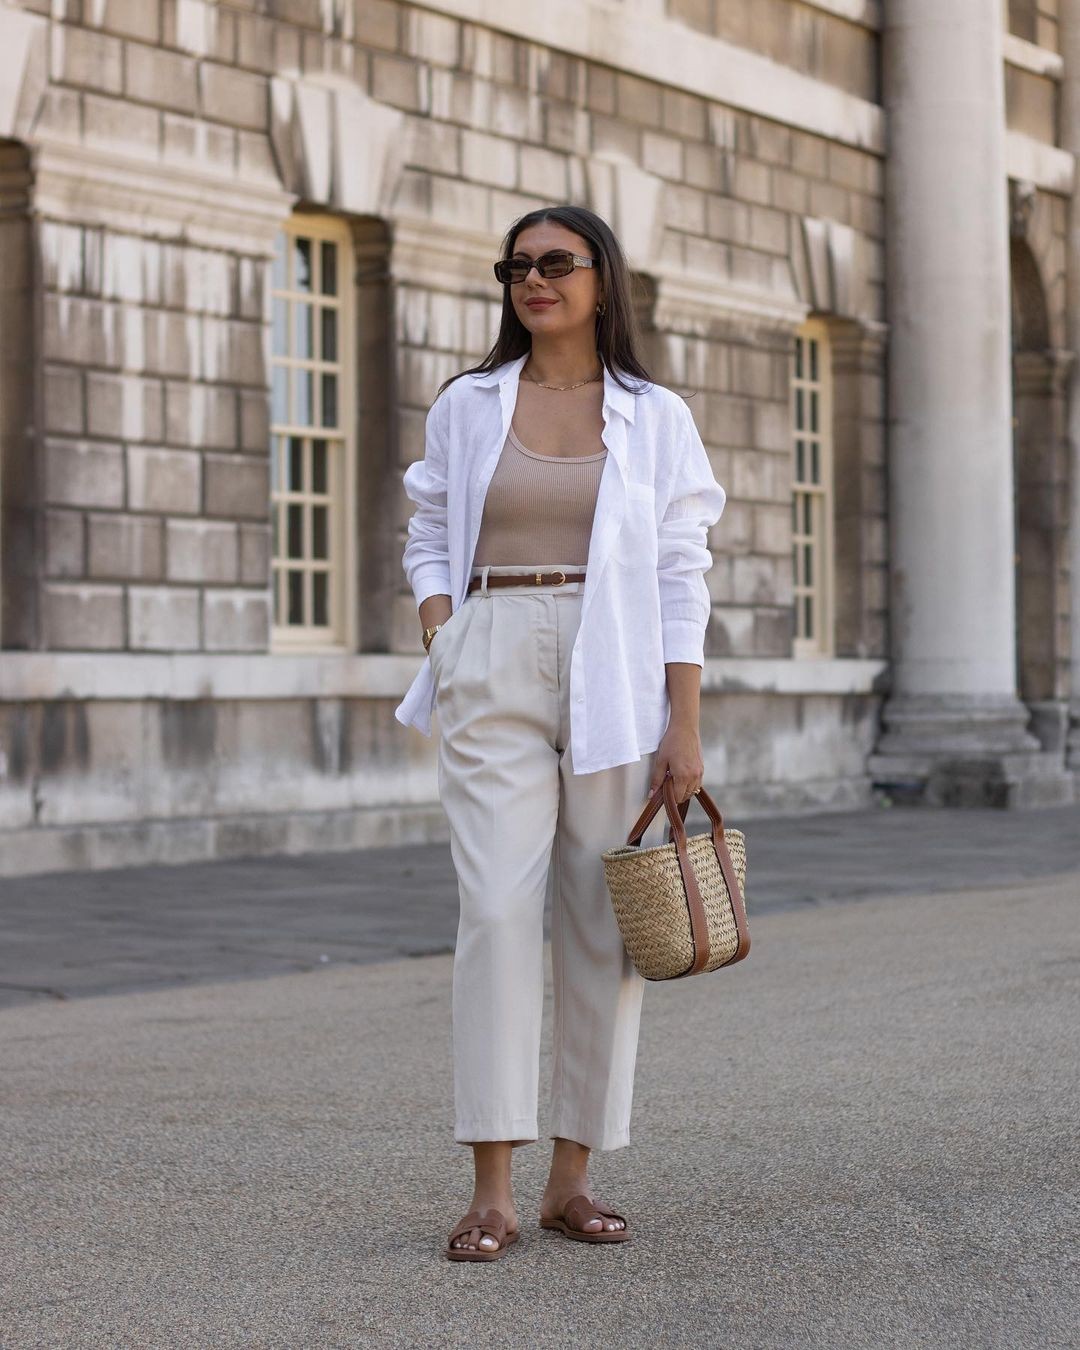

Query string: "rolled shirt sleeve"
[[401, 390, 453, 608], [656, 398, 727, 667]]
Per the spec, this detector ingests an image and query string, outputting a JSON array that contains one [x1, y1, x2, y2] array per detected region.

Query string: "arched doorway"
[[1009, 235, 1071, 738]]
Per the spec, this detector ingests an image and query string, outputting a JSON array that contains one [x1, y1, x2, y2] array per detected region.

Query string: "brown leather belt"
[[466, 569, 587, 595]]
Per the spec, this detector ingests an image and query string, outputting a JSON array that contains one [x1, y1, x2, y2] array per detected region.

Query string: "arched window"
[[791, 319, 835, 657], [269, 213, 355, 649]]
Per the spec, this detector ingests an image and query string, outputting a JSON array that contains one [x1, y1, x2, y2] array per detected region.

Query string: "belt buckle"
[[551, 570, 566, 586]]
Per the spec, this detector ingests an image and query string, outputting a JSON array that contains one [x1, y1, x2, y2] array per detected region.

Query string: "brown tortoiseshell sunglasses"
[[493, 250, 596, 285]]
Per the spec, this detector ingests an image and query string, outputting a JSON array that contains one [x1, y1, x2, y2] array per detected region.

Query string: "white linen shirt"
[[393, 351, 727, 774]]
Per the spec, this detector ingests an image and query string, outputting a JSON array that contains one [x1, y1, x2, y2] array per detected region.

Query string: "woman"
[[394, 204, 727, 1261]]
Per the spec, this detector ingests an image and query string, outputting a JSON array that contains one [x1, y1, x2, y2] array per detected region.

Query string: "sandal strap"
[[591, 1197, 628, 1225], [448, 1206, 508, 1245], [563, 1194, 627, 1231]]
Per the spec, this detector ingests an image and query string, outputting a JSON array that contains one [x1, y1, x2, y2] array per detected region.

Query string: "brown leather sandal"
[[445, 1206, 520, 1261], [539, 1194, 631, 1243]]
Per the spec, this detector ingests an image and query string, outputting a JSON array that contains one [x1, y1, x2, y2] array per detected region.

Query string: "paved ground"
[[2, 801, 1080, 1008], [2, 806, 1078, 1347]]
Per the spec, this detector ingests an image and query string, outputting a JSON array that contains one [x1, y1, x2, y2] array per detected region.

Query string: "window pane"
[[321, 240, 338, 295], [273, 232, 288, 289], [803, 495, 812, 533], [294, 369, 313, 426], [795, 387, 804, 429], [809, 339, 818, 381], [272, 298, 288, 358], [288, 437, 304, 491], [795, 440, 804, 483], [287, 504, 303, 559], [271, 506, 280, 558], [287, 570, 303, 624], [804, 541, 813, 586], [810, 390, 819, 433], [294, 236, 312, 292], [294, 301, 313, 360], [794, 337, 803, 380], [312, 506, 328, 559], [321, 373, 338, 428], [313, 571, 329, 626], [811, 441, 820, 483], [312, 439, 328, 494], [805, 594, 814, 635], [321, 307, 337, 362], [271, 366, 288, 425]]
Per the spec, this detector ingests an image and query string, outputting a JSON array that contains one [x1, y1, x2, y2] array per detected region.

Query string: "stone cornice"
[[651, 265, 812, 332], [800, 0, 880, 25], [1005, 129, 1076, 195], [1013, 346, 1076, 395], [0, 652, 889, 701], [390, 215, 499, 292], [828, 317, 889, 368], [411, 0, 885, 153], [29, 137, 294, 251], [1003, 32, 1064, 79]]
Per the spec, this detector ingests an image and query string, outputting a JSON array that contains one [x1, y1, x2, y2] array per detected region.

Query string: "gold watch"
[[422, 623, 443, 653]]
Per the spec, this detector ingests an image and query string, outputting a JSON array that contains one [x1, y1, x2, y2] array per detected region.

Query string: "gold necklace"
[[521, 362, 603, 391]]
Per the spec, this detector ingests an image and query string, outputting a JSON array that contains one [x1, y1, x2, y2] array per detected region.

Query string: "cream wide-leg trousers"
[[430, 562, 670, 1152]]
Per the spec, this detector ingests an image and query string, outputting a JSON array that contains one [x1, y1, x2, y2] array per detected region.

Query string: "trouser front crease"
[[431, 564, 665, 1153]]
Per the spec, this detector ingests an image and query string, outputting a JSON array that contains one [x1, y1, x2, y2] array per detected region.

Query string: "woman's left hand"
[[649, 720, 704, 803]]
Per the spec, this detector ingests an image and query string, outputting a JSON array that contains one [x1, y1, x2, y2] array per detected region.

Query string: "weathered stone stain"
[[4, 706, 31, 780], [39, 701, 90, 774], [159, 700, 217, 767]]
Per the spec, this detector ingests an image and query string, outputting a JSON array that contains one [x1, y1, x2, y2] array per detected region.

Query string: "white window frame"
[[791, 318, 835, 659], [270, 213, 356, 652]]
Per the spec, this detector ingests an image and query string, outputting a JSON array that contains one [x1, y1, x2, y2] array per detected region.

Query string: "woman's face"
[[507, 222, 601, 338]]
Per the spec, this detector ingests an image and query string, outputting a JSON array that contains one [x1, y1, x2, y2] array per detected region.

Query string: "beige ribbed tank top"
[[472, 423, 608, 566]]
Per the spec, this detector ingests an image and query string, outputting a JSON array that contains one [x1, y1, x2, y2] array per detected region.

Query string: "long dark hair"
[[436, 204, 655, 398]]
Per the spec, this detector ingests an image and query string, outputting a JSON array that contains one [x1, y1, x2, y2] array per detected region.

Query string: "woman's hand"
[[649, 719, 704, 804]]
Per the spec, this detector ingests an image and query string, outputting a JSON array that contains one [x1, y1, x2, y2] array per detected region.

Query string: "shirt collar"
[[469, 353, 638, 425]]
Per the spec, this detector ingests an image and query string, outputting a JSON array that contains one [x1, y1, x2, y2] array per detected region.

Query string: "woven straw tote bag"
[[601, 773, 749, 980]]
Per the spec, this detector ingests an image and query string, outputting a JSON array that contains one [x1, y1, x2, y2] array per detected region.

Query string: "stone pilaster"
[[869, 0, 1069, 807], [1062, 0, 1080, 781]]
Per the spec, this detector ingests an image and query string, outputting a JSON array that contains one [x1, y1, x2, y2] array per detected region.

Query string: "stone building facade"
[[0, 0, 1077, 876]]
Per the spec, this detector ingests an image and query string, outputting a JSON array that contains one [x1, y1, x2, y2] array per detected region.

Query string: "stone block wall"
[[2, 0, 996, 871], [0, 143, 36, 652], [664, 0, 879, 101], [373, 2, 887, 663], [35, 218, 271, 652], [3, 0, 892, 671]]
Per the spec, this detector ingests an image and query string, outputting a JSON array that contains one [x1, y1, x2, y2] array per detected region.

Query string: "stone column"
[[1062, 0, 1080, 779], [870, 0, 1050, 807]]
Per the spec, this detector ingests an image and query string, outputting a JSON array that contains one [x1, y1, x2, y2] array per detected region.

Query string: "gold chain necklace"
[[521, 362, 603, 391]]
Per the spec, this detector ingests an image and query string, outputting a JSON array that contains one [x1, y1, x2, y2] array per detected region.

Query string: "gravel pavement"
[[2, 843, 1077, 1348]]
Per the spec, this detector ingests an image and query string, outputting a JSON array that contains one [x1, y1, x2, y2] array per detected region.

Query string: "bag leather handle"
[[621, 773, 750, 977], [625, 772, 726, 848]]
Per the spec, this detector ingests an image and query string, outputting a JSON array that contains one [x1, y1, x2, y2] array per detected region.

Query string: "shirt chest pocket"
[[610, 481, 658, 567]]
